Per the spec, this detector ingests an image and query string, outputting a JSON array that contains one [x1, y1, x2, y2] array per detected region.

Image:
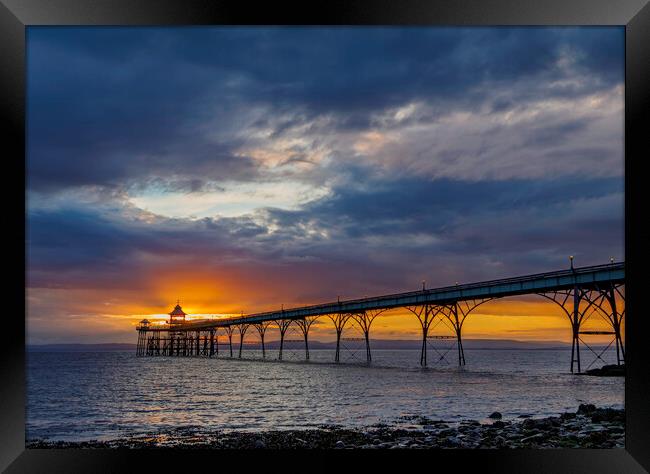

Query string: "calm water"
[[26, 349, 624, 442]]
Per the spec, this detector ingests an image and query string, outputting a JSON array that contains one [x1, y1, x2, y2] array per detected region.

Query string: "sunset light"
[[25, 25, 626, 452]]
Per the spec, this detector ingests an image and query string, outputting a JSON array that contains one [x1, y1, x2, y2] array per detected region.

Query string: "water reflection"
[[27, 349, 624, 441]]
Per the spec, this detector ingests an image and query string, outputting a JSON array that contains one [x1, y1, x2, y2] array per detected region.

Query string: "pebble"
[[521, 433, 544, 443], [26, 405, 624, 451]]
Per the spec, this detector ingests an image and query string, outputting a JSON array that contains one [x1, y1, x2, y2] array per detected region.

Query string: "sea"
[[26, 348, 624, 442]]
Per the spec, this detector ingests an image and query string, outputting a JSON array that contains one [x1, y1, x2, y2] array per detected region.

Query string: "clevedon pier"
[[136, 262, 625, 373]]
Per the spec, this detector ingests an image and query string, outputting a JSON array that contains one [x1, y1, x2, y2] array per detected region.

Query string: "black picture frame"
[[2, 0, 649, 472]]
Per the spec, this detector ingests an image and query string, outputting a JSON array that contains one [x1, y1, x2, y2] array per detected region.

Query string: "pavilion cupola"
[[169, 301, 186, 325]]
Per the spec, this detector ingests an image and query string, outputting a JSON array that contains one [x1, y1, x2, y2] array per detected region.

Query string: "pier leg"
[[352, 309, 386, 364], [335, 331, 341, 362], [296, 317, 318, 361], [542, 285, 624, 373], [572, 287, 582, 373], [540, 289, 584, 373], [226, 327, 234, 357], [421, 332, 427, 366], [237, 324, 249, 359], [407, 305, 434, 367], [607, 284, 625, 365], [209, 329, 215, 357], [440, 299, 491, 367], [365, 331, 371, 362], [457, 329, 465, 366], [451, 303, 465, 366], [255, 322, 272, 359], [329, 313, 351, 363], [276, 320, 291, 361], [570, 284, 625, 372]]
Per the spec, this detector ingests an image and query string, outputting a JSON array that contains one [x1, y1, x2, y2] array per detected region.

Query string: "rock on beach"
[[26, 405, 624, 450]]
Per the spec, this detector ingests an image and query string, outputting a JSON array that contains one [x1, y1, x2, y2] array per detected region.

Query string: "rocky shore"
[[584, 364, 625, 377], [27, 404, 624, 449]]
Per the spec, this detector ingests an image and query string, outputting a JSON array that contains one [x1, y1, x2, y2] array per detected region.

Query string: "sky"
[[26, 27, 624, 344]]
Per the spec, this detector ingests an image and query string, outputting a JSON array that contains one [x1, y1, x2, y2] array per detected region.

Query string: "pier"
[[136, 262, 625, 373]]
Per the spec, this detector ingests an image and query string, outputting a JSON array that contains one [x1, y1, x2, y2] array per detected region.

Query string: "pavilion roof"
[[169, 304, 186, 316]]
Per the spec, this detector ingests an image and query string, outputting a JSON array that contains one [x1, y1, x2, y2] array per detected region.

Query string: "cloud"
[[27, 174, 624, 296], [25, 27, 625, 342], [27, 27, 623, 194]]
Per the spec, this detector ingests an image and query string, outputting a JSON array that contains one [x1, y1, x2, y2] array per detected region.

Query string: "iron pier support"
[[542, 283, 625, 373], [209, 329, 215, 357], [351, 309, 386, 363], [330, 313, 352, 362], [407, 305, 436, 366], [237, 324, 249, 359], [275, 319, 292, 360], [295, 316, 318, 361], [225, 326, 235, 358], [254, 322, 272, 359]]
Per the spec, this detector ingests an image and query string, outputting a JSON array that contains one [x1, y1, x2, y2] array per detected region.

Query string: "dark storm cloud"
[[27, 27, 623, 192], [26, 26, 624, 303], [293, 176, 623, 230], [26, 204, 264, 289], [261, 176, 624, 269], [27, 173, 624, 293]]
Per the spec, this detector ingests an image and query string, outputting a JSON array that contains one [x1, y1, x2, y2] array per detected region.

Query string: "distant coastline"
[[26, 339, 577, 352]]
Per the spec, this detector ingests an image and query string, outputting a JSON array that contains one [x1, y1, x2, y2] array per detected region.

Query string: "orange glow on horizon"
[[27, 279, 624, 345]]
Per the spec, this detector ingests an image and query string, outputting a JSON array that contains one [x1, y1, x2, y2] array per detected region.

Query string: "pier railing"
[[177, 262, 624, 328]]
